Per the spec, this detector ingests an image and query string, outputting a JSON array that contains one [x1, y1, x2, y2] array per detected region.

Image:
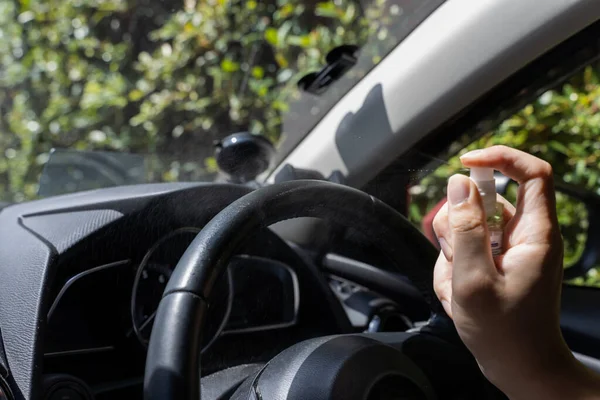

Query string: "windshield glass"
[[0, 0, 443, 202]]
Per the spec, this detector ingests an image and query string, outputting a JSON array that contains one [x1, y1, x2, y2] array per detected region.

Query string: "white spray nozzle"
[[469, 167, 496, 217], [470, 167, 494, 182]]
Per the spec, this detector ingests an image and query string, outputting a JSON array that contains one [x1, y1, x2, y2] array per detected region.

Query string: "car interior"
[[1, 0, 600, 400]]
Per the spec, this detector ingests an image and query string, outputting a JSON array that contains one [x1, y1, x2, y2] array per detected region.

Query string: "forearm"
[[566, 363, 600, 400], [496, 351, 600, 400]]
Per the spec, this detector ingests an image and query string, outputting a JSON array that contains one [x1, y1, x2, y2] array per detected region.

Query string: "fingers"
[[460, 146, 551, 183], [433, 193, 515, 261], [433, 251, 453, 318], [460, 146, 557, 220], [446, 175, 496, 278], [497, 194, 516, 216]]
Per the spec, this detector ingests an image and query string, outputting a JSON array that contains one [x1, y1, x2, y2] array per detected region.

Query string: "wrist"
[[491, 346, 600, 400]]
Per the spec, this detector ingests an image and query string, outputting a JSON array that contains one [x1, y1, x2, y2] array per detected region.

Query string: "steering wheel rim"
[[144, 180, 445, 400]]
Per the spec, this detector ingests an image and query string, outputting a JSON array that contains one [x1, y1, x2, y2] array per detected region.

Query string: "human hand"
[[432, 146, 600, 399]]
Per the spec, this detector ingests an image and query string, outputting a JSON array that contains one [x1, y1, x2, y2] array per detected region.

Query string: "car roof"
[[268, 0, 600, 187]]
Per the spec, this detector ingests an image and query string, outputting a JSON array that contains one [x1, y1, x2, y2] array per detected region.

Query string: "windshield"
[[0, 0, 443, 202]]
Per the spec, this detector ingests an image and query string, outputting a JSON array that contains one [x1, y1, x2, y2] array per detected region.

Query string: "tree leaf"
[[220, 59, 240, 72], [264, 28, 278, 46], [315, 2, 339, 18], [548, 140, 569, 155], [251, 66, 264, 79]]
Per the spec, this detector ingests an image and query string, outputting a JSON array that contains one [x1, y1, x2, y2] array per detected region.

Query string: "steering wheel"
[[144, 180, 470, 400]]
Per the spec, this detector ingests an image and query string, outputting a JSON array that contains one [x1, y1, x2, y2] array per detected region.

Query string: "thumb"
[[447, 175, 497, 285]]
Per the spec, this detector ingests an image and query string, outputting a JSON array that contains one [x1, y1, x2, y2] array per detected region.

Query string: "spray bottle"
[[470, 167, 504, 256]]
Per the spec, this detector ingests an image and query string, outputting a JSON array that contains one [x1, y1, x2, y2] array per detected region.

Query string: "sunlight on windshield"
[[0, 0, 441, 202]]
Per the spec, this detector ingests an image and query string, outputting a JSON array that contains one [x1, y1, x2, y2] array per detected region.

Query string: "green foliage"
[[409, 65, 600, 286], [129, 0, 377, 147], [0, 0, 399, 201], [2, 0, 599, 286]]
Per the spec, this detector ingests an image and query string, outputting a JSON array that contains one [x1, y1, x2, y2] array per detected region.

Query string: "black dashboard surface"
[[0, 182, 347, 399], [0, 183, 243, 399]]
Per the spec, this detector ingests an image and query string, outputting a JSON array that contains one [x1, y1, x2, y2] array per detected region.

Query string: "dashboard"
[[44, 229, 299, 358], [0, 183, 347, 399], [0, 182, 426, 400]]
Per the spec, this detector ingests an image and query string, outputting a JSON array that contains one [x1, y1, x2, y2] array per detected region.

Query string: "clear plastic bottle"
[[470, 167, 504, 256]]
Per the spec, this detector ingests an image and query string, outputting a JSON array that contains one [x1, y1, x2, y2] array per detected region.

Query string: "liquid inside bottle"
[[487, 202, 504, 256], [470, 167, 504, 257]]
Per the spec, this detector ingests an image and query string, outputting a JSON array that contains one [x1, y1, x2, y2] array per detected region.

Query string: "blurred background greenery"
[[0, 0, 599, 285], [0, 0, 402, 201]]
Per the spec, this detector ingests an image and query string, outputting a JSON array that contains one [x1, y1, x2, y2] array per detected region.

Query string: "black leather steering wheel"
[[144, 180, 448, 399]]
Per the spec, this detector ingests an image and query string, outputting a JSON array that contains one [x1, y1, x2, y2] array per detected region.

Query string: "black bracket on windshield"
[[297, 45, 359, 95]]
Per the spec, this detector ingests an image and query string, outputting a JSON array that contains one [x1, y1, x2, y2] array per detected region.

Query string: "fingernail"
[[438, 237, 453, 261], [460, 149, 483, 160], [448, 175, 470, 206]]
